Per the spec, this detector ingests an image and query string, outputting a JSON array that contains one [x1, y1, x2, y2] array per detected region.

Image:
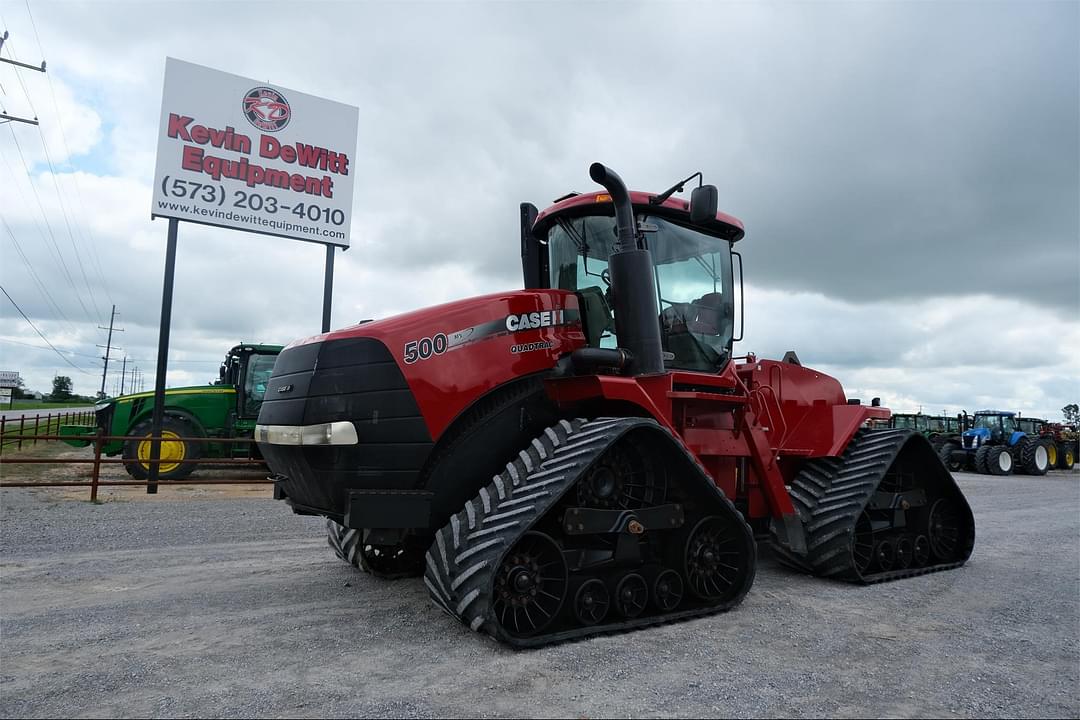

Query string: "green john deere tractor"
[[61, 343, 282, 480], [889, 412, 970, 471]]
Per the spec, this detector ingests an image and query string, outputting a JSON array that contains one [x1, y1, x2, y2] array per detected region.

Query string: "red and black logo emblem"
[[242, 87, 291, 132]]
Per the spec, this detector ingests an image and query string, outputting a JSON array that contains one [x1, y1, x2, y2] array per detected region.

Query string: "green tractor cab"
[[61, 343, 283, 479], [890, 412, 971, 471]]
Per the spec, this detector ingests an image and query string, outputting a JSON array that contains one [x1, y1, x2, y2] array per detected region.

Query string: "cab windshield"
[[973, 414, 1015, 431], [243, 353, 278, 416], [547, 214, 734, 372]]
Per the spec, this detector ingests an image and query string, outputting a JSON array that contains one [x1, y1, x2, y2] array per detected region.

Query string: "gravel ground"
[[1, 470, 1077, 718]]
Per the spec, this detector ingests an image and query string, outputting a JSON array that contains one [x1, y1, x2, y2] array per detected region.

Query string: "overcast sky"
[[1, 1, 1077, 420]]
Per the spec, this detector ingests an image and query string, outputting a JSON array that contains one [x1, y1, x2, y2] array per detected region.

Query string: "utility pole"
[[119, 355, 128, 395], [0, 31, 45, 127], [97, 305, 123, 399]]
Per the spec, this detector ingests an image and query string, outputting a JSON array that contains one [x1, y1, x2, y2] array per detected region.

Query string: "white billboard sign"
[[152, 58, 358, 248], [0, 371, 20, 388]]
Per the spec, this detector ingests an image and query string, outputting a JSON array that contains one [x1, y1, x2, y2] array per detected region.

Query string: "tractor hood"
[[270, 289, 587, 441]]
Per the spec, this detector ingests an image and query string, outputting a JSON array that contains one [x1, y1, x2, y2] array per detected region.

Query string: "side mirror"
[[690, 184, 718, 224], [219, 364, 226, 380]]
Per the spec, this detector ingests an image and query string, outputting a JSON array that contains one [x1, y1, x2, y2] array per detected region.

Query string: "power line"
[[5, 123, 95, 324], [0, 337, 228, 367], [0, 337, 101, 359], [34, 122, 105, 324], [0, 284, 92, 375], [4, 23, 105, 324], [20, 3, 112, 316], [0, 30, 42, 116], [1, 212, 78, 334]]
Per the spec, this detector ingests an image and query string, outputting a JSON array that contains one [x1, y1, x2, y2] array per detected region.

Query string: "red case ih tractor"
[[256, 164, 975, 647]]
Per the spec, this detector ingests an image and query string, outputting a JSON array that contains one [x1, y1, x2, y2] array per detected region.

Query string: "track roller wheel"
[[614, 574, 648, 619], [573, 579, 610, 626], [895, 536, 914, 569], [913, 535, 931, 567], [650, 569, 684, 612], [684, 516, 749, 601], [874, 540, 895, 572], [576, 443, 666, 509], [928, 499, 962, 561], [651, 569, 684, 612], [492, 532, 568, 638], [852, 511, 875, 575]]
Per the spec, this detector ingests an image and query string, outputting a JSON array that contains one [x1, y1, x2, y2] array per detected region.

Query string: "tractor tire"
[[938, 441, 963, 472], [1058, 443, 1076, 470], [122, 417, 201, 480], [1012, 438, 1031, 475], [1021, 439, 1050, 476], [974, 444, 992, 474], [1044, 441, 1058, 470], [326, 519, 424, 579], [985, 446, 1013, 476]]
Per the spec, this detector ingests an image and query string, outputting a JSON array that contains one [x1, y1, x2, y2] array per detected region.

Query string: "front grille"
[[257, 337, 434, 515], [96, 405, 114, 432]]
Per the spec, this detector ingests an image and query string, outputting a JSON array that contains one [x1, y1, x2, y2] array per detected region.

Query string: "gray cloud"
[[0, 1, 1077, 413]]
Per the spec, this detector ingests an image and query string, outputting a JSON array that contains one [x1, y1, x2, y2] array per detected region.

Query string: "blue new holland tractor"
[[956, 410, 1051, 476]]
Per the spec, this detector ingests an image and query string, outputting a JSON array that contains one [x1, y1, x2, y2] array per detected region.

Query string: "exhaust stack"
[[588, 163, 664, 375]]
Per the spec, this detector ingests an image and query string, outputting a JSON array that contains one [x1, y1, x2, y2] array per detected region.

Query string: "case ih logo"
[[242, 87, 291, 132]]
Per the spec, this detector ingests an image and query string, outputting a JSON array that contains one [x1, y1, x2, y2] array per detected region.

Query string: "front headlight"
[[255, 421, 359, 446], [93, 402, 112, 413]]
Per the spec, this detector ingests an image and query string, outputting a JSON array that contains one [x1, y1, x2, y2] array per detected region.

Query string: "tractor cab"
[[892, 413, 931, 431], [216, 344, 283, 419], [963, 410, 1020, 449], [943, 415, 966, 434], [1017, 417, 1046, 435], [522, 175, 744, 374]]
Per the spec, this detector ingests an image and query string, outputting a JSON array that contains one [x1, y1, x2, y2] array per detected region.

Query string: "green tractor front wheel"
[[122, 417, 202, 481]]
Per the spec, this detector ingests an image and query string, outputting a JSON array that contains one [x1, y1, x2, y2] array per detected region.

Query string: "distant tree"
[[1063, 403, 1079, 424], [11, 377, 32, 400], [50, 376, 74, 401]]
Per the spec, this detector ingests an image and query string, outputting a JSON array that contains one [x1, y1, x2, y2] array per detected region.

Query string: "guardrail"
[[0, 430, 273, 501]]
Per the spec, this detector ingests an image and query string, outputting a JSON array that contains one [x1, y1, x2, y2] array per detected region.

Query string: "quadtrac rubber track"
[[769, 428, 976, 583], [424, 417, 757, 648]]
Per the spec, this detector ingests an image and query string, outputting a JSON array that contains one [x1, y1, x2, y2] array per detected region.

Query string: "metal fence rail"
[[0, 430, 273, 501], [0, 410, 95, 451]]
